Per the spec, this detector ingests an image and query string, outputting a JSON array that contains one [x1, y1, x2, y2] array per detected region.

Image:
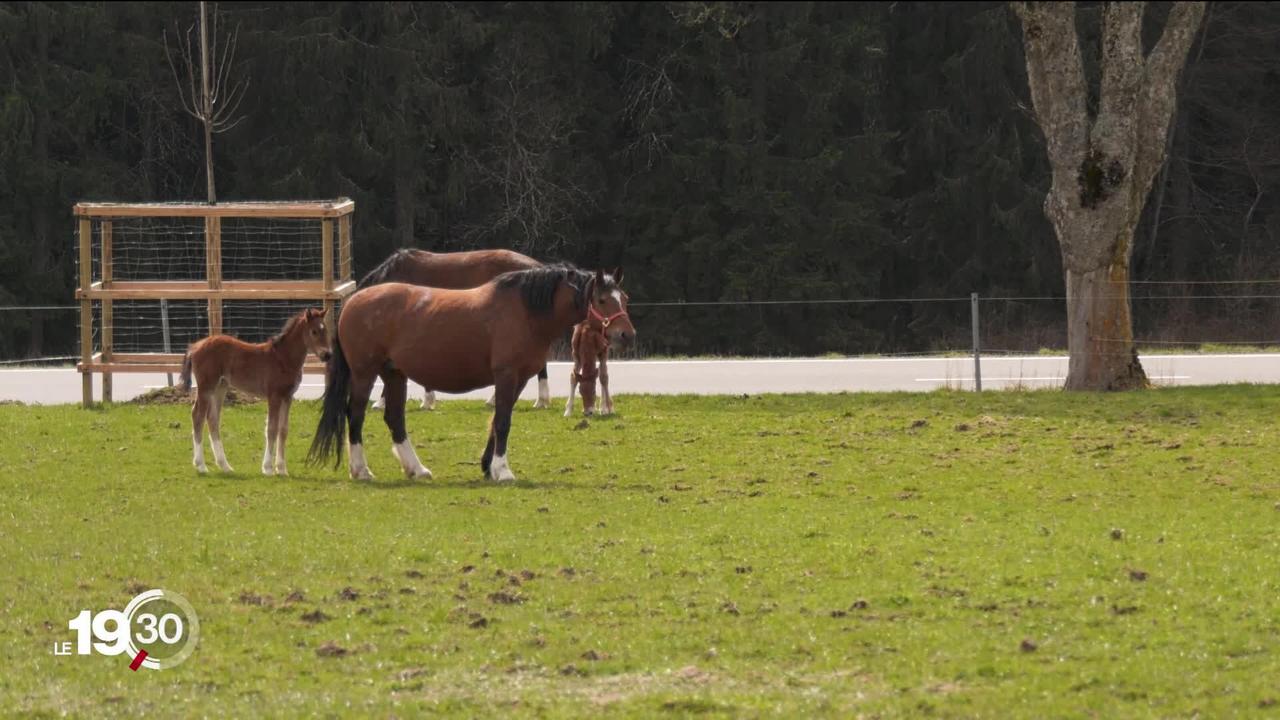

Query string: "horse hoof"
[[563, 409, 573, 418], [351, 468, 375, 482], [533, 399, 549, 409], [261, 465, 275, 476], [490, 468, 516, 483], [219, 464, 235, 473], [195, 464, 209, 474], [407, 467, 433, 480]]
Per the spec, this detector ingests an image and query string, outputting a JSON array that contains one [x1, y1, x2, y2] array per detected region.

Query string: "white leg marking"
[[564, 377, 577, 417], [193, 433, 208, 474], [212, 436, 232, 473], [349, 443, 375, 481], [489, 453, 516, 483], [534, 376, 550, 409], [391, 439, 433, 479], [422, 388, 436, 411], [261, 416, 275, 475], [275, 410, 290, 476]]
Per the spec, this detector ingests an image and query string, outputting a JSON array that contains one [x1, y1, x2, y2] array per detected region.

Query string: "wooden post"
[[971, 292, 982, 392], [79, 218, 93, 407], [101, 221, 113, 402], [321, 218, 335, 326], [338, 214, 352, 282], [206, 215, 223, 335]]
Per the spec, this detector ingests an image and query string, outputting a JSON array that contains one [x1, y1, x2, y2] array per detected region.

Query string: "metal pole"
[[971, 292, 982, 392], [161, 299, 174, 387]]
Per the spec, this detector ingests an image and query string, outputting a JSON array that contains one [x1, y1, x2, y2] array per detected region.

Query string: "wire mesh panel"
[[101, 299, 323, 354], [102, 218, 208, 282], [73, 200, 355, 405]]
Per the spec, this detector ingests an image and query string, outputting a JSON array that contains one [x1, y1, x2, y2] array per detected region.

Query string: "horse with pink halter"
[[564, 268, 634, 417]]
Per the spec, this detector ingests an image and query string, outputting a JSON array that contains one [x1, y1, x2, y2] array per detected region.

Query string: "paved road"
[[1, 354, 1277, 405]]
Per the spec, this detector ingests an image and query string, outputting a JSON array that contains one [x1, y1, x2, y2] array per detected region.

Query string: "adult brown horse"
[[180, 307, 332, 475], [358, 248, 549, 410], [307, 265, 635, 482]]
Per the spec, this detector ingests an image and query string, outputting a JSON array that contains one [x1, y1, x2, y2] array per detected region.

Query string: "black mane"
[[495, 263, 611, 314], [358, 248, 416, 289]]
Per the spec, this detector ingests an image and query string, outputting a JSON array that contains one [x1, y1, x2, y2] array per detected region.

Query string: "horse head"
[[302, 307, 333, 362], [585, 267, 635, 350]]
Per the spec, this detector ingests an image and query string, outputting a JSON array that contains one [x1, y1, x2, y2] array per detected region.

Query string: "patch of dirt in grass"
[[300, 610, 330, 624], [237, 591, 272, 607], [315, 641, 348, 658], [129, 385, 259, 406], [393, 666, 885, 708]]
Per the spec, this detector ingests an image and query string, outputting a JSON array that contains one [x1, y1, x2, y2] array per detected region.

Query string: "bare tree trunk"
[[1064, 230, 1144, 390], [1014, 1, 1205, 390], [200, 0, 216, 204]]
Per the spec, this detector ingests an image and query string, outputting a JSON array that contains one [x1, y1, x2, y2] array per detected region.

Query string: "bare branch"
[[1136, 1, 1207, 186], [1011, 2, 1088, 185], [163, 28, 200, 120], [1093, 2, 1145, 164]]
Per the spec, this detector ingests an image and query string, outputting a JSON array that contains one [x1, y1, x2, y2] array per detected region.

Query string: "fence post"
[[971, 292, 982, 392], [161, 299, 173, 387]]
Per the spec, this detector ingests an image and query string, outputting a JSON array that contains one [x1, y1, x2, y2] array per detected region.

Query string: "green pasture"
[[2, 387, 1279, 717]]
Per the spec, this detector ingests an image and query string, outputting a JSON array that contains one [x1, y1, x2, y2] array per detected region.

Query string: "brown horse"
[[180, 307, 332, 475], [307, 265, 635, 482], [564, 268, 632, 417], [358, 248, 548, 410]]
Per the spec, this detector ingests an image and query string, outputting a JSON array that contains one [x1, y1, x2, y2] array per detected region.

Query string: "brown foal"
[[180, 307, 332, 475], [564, 269, 634, 416]]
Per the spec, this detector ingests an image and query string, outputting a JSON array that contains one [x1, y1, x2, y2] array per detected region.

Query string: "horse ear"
[[613, 266, 624, 285]]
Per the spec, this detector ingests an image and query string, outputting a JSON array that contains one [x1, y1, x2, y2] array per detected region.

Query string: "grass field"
[[3, 387, 1280, 717]]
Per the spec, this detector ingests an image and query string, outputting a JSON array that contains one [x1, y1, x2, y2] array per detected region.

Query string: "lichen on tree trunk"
[[1013, 1, 1206, 391]]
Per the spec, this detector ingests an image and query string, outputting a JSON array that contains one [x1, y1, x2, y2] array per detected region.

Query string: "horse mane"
[[269, 310, 309, 348], [495, 263, 607, 315], [358, 248, 416, 289]]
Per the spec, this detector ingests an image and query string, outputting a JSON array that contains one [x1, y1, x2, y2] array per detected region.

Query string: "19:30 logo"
[[56, 589, 200, 671]]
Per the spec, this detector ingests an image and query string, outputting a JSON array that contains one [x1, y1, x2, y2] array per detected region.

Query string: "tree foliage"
[[1, 1, 1277, 359]]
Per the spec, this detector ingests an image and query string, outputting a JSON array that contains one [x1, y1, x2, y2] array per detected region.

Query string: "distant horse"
[[358, 248, 550, 410], [564, 268, 631, 417], [307, 265, 635, 482], [180, 307, 332, 475]]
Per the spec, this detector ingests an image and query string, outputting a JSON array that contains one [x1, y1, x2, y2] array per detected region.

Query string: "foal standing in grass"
[[564, 268, 632, 417], [180, 307, 332, 475]]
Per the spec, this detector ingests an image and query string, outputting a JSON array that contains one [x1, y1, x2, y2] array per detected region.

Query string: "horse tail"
[[178, 347, 194, 393], [307, 335, 351, 468], [357, 248, 414, 289]]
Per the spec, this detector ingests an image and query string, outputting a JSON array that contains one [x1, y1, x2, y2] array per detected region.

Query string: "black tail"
[[307, 335, 351, 468], [178, 349, 194, 392], [358, 248, 415, 289]]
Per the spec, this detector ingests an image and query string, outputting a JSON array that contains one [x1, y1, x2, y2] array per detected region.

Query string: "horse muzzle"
[[610, 329, 636, 350]]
